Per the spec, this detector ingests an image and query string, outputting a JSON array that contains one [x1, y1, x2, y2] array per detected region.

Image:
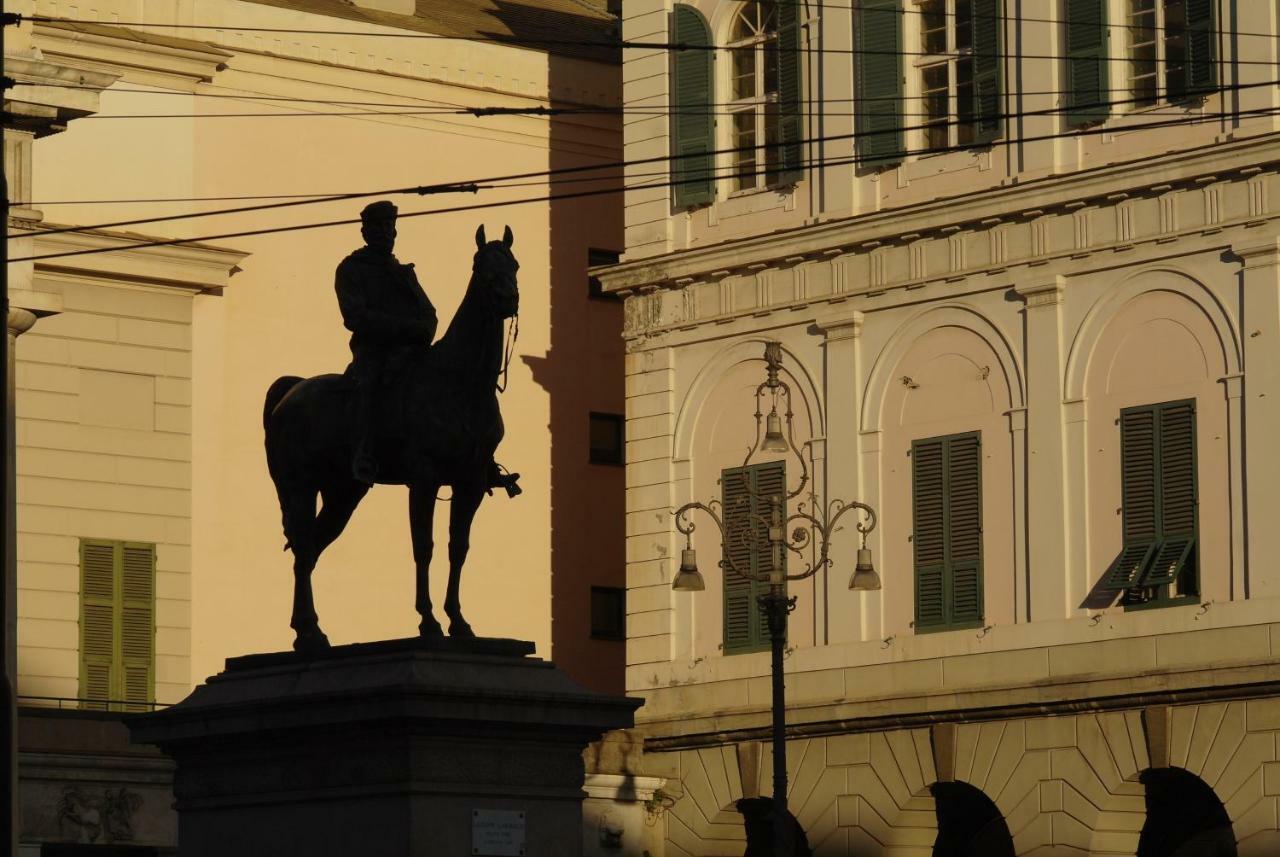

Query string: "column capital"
[[6, 308, 36, 338], [1014, 275, 1065, 308], [1231, 238, 1280, 269], [816, 311, 864, 342]]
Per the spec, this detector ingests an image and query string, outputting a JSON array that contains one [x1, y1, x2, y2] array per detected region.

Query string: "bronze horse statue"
[[263, 225, 519, 652]]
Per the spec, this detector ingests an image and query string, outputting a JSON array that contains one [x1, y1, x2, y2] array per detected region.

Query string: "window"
[[911, 433, 983, 632], [670, 4, 715, 207], [79, 539, 155, 711], [728, 1, 782, 191], [1127, 0, 1216, 106], [855, 0, 907, 166], [1064, 0, 1110, 126], [589, 412, 624, 465], [917, 0, 976, 147], [722, 461, 786, 653], [587, 248, 621, 301], [1099, 400, 1198, 605], [590, 586, 626, 640]]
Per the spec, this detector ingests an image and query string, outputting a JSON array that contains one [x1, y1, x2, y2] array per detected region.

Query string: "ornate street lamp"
[[672, 341, 879, 857]]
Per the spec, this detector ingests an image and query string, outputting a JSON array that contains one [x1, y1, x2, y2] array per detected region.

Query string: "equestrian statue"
[[263, 201, 522, 653]]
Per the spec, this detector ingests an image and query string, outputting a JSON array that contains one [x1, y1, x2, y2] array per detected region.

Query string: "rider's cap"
[[360, 200, 398, 224]]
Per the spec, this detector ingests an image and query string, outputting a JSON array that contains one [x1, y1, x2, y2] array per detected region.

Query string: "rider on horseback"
[[336, 201, 520, 496]]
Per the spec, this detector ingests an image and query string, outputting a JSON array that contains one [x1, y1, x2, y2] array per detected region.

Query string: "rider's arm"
[[336, 267, 426, 340]]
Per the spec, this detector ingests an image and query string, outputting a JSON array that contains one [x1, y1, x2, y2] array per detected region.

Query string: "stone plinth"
[[127, 637, 641, 857]]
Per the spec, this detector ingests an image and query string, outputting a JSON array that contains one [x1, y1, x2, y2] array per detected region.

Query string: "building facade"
[[7, 0, 629, 851], [598, 1, 1280, 854]]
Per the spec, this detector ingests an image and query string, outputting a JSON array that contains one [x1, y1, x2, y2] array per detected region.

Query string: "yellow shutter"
[[80, 540, 118, 710]]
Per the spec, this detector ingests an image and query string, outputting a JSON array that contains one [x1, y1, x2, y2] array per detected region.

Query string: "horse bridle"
[[496, 312, 518, 393]]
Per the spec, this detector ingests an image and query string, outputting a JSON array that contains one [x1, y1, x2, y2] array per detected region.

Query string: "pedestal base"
[[128, 636, 640, 857]]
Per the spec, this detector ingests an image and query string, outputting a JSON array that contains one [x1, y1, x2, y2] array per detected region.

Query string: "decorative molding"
[[33, 227, 248, 294], [33, 20, 232, 85], [816, 311, 864, 343], [1205, 183, 1224, 226], [1015, 276, 1065, 308]]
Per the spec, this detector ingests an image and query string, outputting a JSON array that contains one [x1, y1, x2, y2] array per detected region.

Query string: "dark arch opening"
[[1138, 768, 1237, 857], [930, 781, 1015, 857]]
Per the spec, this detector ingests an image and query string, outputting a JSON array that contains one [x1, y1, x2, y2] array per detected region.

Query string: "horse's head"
[[473, 225, 520, 320]]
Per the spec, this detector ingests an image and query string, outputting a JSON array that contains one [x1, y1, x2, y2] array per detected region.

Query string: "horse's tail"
[[264, 375, 304, 431], [264, 376, 305, 553]]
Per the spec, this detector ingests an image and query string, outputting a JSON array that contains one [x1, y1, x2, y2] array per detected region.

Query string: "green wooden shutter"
[[912, 439, 947, 629], [854, 0, 904, 168], [1143, 401, 1197, 587], [970, 0, 1002, 142], [1103, 407, 1161, 590], [80, 540, 117, 710], [1184, 0, 1216, 93], [120, 543, 156, 711], [913, 433, 984, 630], [671, 5, 715, 207], [946, 434, 983, 624], [774, 0, 804, 184], [1064, 0, 1109, 126], [722, 460, 786, 653]]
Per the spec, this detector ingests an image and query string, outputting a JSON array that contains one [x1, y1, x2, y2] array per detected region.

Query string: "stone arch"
[[1063, 267, 1240, 402], [1136, 767, 1236, 857], [673, 336, 824, 463], [861, 304, 1025, 434]]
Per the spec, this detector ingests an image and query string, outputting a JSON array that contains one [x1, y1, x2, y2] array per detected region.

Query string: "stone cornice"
[[32, 19, 232, 85], [599, 133, 1280, 296], [33, 227, 249, 294], [4, 55, 119, 136]]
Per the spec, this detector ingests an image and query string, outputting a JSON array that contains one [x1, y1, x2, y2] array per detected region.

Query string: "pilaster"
[[1015, 276, 1069, 620], [1233, 239, 1280, 599]]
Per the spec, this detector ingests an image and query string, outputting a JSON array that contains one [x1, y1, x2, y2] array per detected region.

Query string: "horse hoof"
[[293, 631, 331, 655], [419, 619, 445, 638], [448, 619, 475, 638]]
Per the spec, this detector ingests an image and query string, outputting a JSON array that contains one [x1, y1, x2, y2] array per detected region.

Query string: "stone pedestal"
[[127, 637, 641, 857]]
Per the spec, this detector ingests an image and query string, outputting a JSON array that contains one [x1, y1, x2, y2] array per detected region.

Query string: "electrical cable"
[[13, 104, 1280, 264], [18, 80, 1272, 239]]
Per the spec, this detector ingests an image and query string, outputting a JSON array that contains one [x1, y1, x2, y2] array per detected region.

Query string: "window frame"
[[588, 412, 625, 466], [912, 0, 978, 150], [725, 0, 783, 193], [589, 586, 626, 641], [1123, 0, 1208, 108]]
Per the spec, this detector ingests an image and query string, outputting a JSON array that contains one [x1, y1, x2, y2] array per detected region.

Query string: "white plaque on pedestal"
[[471, 809, 526, 856]]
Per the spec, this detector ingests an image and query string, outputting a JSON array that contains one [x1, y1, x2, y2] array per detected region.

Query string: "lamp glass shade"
[[762, 411, 788, 453], [673, 549, 706, 591], [848, 547, 881, 591]]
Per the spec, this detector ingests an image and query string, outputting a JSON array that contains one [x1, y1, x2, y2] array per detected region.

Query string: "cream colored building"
[[7, 0, 630, 850], [597, 0, 1280, 854]]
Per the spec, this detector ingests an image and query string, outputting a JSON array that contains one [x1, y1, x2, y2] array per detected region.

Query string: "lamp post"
[[672, 342, 880, 857]]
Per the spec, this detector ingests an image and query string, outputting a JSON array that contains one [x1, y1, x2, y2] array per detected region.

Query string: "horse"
[[263, 224, 519, 653]]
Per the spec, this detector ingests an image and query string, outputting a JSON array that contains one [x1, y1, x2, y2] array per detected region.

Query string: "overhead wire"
[[17, 79, 1274, 239], [14, 103, 1280, 264]]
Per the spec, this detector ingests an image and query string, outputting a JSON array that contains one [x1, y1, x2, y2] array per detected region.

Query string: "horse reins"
[[496, 311, 518, 393]]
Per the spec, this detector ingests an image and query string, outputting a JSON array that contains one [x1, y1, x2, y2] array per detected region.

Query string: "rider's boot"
[[486, 461, 522, 498], [352, 383, 377, 484]]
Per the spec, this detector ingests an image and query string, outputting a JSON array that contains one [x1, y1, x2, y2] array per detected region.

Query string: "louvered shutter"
[[80, 540, 117, 710], [1142, 402, 1197, 587], [722, 468, 756, 651], [1064, 0, 1109, 126], [722, 461, 787, 652], [774, 0, 804, 184], [912, 439, 947, 629], [946, 434, 983, 624], [854, 0, 905, 168], [120, 543, 155, 711], [1184, 0, 1216, 93], [970, 0, 1002, 142], [671, 5, 715, 207], [1103, 407, 1161, 590]]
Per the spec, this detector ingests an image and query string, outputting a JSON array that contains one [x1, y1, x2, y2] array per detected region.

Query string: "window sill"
[[726, 182, 796, 201], [913, 618, 986, 635], [1121, 592, 1200, 613]]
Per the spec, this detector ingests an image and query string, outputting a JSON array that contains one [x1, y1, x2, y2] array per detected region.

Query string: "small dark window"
[[589, 412, 624, 465], [588, 248, 621, 300], [590, 586, 626, 640]]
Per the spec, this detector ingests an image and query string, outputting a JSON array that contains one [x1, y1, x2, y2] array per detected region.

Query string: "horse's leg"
[[283, 487, 328, 653], [315, 481, 370, 555], [444, 485, 485, 637], [409, 483, 444, 637]]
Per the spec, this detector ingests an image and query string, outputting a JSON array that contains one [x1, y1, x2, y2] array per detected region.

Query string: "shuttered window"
[[1065, 0, 1110, 126], [722, 461, 786, 653], [1100, 400, 1198, 598], [1128, 0, 1216, 106], [671, 4, 715, 207], [79, 539, 155, 711], [969, 0, 1002, 142], [912, 433, 983, 632], [854, 0, 905, 167], [774, 0, 803, 184]]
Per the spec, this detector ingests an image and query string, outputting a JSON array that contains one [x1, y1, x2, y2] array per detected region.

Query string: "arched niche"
[[676, 339, 822, 659], [870, 315, 1019, 637], [1137, 768, 1236, 857], [1080, 280, 1233, 606]]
